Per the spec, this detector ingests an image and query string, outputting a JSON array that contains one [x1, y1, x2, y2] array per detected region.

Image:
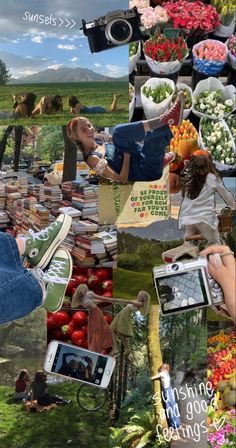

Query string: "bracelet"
[[220, 251, 234, 258]]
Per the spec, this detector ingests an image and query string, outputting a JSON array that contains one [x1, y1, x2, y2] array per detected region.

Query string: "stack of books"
[[29, 204, 50, 230], [72, 220, 98, 235], [61, 182, 73, 202], [0, 211, 9, 230], [0, 184, 6, 211], [16, 178, 28, 196], [44, 185, 62, 210], [28, 184, 45, 202], [71, 181, 99, 220], [5, 192, 22, 219]]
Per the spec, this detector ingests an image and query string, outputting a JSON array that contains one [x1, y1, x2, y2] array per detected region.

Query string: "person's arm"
[[151, 373, 161, 380], [200, 245, 236, 322], [88, 153, 131, 183], [215, 178, 235, 209], [93, 292, 137, 306]]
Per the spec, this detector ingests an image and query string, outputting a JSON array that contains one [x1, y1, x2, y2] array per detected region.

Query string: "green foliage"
[[36, 126, 64, 163], [0, 60, 11, 85], [113, 268, 156, 304], [0, 82, 128, 126], [110, 411, 169, 448], [118, 253, 143, 270]]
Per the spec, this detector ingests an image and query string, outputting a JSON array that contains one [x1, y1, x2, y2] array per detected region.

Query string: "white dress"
[[179, 173, 235, 230]]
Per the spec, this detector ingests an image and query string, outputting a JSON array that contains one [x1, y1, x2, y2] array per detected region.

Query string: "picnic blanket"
[[24, 400, 57, 413]]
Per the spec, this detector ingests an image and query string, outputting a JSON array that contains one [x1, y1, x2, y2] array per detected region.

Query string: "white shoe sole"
[[35, 214, 72, 270]]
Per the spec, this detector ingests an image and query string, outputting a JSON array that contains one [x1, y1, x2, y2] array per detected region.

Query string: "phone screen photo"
[[51, 344, 108, 386], [155, 269, 209, 315]]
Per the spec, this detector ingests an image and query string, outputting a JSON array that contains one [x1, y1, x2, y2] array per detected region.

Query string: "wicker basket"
[[218, 209, 233, 233]]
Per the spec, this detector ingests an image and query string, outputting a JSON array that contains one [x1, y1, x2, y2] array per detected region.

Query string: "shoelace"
[[32, 260, 68, 285], [27, 222, 58, 242], [43, 259, 69, 284]]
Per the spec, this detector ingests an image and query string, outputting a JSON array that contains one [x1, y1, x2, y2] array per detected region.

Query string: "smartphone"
[[44, 340, 116, 389]]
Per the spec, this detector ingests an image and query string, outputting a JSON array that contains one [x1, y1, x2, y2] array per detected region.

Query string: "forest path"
[[170, 393, 207, 448]]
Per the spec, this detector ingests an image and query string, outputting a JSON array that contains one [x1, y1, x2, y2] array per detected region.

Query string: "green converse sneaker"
[[42, 248, 73, 312], [24, 214, 72, 269]]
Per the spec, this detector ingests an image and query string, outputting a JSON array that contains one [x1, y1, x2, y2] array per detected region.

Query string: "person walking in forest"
[[179, 155, 235, 245], [66, 92, 185, 183]]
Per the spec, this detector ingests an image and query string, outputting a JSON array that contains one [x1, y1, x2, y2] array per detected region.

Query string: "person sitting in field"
[[31, 95, 63, 116], [13, 369, 31, 401], [12, 93, 37, 118], [68, 93, 124, 115], [31, 370, 71, 406]]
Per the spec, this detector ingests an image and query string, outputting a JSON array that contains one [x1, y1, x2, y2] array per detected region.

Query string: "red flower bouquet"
[[163, 1, 220, 34], [144, 34, 188, 74]]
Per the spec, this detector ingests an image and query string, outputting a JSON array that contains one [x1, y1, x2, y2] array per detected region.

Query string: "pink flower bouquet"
[[193, 39, 228, 75], [227, 34, 236, 70], [163, 0, 220, 35]]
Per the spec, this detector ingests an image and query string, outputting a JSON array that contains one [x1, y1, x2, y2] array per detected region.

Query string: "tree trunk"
[[0, 126, 14, 168], [61, 125, 77, 182], [116, 342, 125, 420], [122, 355, 129, 401], [148, 305, 168, 428], [13, 126, 23, 172]]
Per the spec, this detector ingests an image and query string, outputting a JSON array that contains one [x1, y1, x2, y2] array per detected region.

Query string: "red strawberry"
[[88, 274, 100, 290], [65, 279, 76, 296], [81, 325, 88, 337], [103, 314, 113, 325], [61, 322, 76, 339], [74, 274, 88, 286], [72, 311, 88, 327], [96, 268, 111, 282], [81, 339, 88, 349], [102, 279, 113, 292], [71, 330, 85, 346], [47, 311, 70, 329], [86, 268, 95, 277]]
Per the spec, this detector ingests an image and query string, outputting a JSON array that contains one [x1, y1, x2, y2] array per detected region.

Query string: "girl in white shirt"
[[152, 363, 181, 429], [179, 155, 235, 245]]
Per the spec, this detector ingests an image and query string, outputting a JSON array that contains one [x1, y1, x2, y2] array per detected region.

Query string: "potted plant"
[[211, 0, 236, 37]]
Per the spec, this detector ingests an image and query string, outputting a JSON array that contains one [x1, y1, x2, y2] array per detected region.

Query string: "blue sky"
[[0, 0, 129, 79]]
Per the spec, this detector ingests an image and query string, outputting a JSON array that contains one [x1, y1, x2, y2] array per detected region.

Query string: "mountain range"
[[118, 218, 184, 241], [7, 66, 128, 84]]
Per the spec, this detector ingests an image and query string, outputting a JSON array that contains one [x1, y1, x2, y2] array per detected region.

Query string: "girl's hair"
[[71, 283, 89, 308], [51, 95, 63, 111], [22, 93, 37, 116], [159, 363, 170, 372], [18, 369, 29, 382], [34, 370, 47, 383], [137, 290, 150, 316], [68, 96, 80, 108], [183, 155, 219, 200]]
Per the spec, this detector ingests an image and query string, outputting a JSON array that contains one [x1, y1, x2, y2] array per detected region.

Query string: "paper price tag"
[[163, 28, 180, 39]]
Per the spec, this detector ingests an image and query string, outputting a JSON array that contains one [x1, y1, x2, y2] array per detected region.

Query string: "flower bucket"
[[192, 77, 236, 120], [144, 54, 185, 74], [140, 77, 175, 119], [214, 17, 236, 38], [198, 117, 236, 170], [192, 39, 228, 76], [129, 41, 141, 75]]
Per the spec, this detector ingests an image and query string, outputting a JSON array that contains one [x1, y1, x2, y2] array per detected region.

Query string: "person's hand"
[[200, 245, 236, 322]]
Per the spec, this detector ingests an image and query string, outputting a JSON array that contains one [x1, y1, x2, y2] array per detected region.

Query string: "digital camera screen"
[[154, 269, 209, 315], [51, 344, 108, 385]]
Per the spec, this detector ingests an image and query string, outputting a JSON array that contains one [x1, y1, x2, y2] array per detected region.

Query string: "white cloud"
[[70, 57, 79, 62], [57, 44, 77, 50], [47, 64, 63, 70], [96, 64, 127, 78], [31, 35, 43, 43], [94, 63, 101, 67]]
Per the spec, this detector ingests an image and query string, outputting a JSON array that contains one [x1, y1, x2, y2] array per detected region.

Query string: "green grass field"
[[0, 82, 128, 126], [113, 268, 157, 304], [0, 384, 109, 448]]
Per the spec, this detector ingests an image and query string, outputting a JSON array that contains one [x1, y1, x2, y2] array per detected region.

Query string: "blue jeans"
[[82, 106, 107, 114], [108, 121, 173, 182], [0, 233, 43, 325], [163, 387, 181, 429]]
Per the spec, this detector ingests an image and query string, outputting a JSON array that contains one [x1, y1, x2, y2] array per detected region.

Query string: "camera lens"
[[110, 21, 131, 41], [106, 19, 132, 46], [171, 264, 179, 271]]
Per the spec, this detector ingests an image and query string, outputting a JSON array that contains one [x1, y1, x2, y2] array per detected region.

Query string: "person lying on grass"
[[67, 92, 185, 183], [12, 93, 37, 118], [31, 95, 63, 116], [68, 93, 125, 115]]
